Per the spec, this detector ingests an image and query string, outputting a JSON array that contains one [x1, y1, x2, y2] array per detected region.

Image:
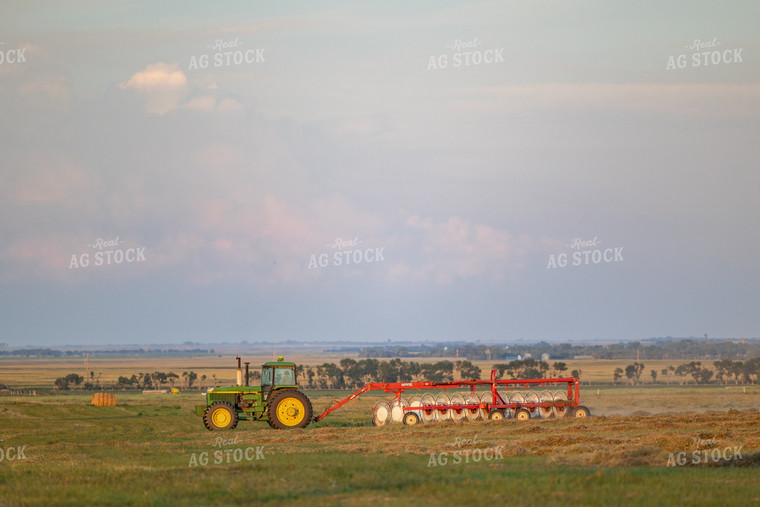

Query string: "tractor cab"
[[261, 356, 298, 388]]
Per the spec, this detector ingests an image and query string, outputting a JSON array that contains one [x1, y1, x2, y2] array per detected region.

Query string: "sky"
[[1, 1, 759, 346]]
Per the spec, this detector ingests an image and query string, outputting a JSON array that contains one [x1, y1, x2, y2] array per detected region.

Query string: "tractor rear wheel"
[[203, 401, 238, 431], [267, 390, 313, 429]]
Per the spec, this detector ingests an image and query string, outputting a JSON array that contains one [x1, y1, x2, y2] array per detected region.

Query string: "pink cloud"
[[119, 62, 189, 115], [399, 215, 524, 285]]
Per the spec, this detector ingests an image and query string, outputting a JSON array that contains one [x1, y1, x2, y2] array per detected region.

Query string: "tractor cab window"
[[261, 367, 273, 386], [275, 367, 294, 386]]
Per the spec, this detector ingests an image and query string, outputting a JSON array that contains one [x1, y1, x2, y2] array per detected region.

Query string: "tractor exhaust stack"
[[236, 356, 242, 386]]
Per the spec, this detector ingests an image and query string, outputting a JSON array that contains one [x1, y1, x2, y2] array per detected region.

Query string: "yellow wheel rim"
[[277, 397, 305, 426], [211, 407, 231, 427]]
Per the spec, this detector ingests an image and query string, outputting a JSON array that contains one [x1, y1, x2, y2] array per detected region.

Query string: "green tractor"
[[196, 356, 312, 430]]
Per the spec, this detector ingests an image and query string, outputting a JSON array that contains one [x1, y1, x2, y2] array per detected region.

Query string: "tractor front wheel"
[[203, 401, 239, 431], [267, 390, 313, 429]]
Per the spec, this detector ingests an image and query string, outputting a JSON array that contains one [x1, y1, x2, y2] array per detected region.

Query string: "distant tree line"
[[491, 359, 580, 380], [298, 359, 482, 389], [712, 358, 760, 384], [359, 339, 760, 361], [613, 358, 760, 385], [4, 348, 215, 358], [54, 374, 86, 390], [4, 348, 72, 358], [49, 356, 760, 392], [53, 370, 212, 391]]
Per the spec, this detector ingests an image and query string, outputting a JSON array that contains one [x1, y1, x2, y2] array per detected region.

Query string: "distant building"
[[541, 353, 550, 362]]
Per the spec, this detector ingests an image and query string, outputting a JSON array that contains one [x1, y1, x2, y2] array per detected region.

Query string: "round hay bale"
[[92, 392, 116, 406]]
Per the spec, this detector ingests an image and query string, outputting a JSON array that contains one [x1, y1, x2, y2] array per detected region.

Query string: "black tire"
[[267, 390, 313, 429], [571, 405, 591, 418], [515, 408, 531, 421], [203, 401, 238, 431], [488, 409, 505, 421], [403, 412, 420, 426]]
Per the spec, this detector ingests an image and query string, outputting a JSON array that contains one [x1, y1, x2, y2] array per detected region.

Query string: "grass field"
[[1, 358, 759, 505]]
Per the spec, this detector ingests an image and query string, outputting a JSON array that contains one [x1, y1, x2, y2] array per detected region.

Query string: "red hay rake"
[[314, 369, 590, 425]]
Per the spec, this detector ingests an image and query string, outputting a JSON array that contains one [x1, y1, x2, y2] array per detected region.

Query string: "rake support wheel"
[[515, 408, 531, 421], [488, 409, 505, 421], [403, 412, 420, 426], [571, 405, 590, 419]]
